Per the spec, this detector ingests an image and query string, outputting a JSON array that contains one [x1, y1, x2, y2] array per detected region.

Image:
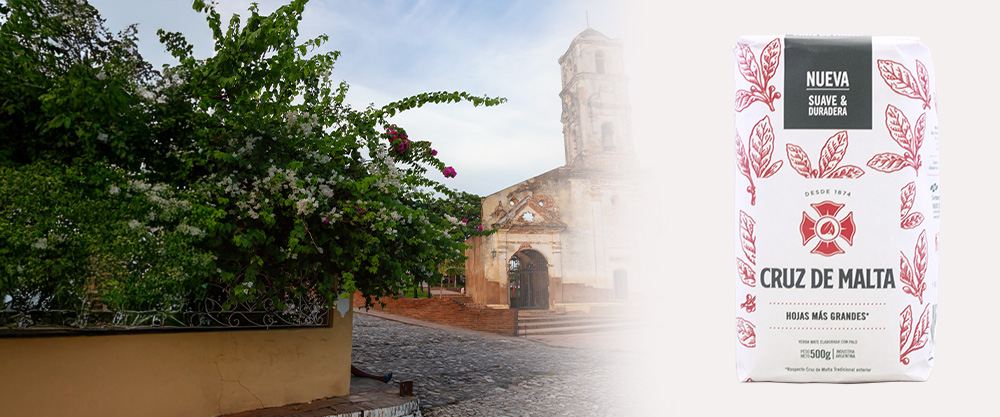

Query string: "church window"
[[595, 51, 606, 74], [522, 212, 534, 222], [602, 122, 616, 151]]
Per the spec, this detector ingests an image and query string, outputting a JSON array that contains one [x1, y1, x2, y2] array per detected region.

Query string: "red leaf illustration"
[[786, 143, 814, 178], [735, 90, 756, 112], [900, 304, 932, 365], [737, 317, 757, 348], [734, 39, 782, 112], [878, 60, 922, 100], [819, 130, 847, 177], [736, 133, 753, 179], [911, 304, 932, 351], [885, 105, 913, 151], [736, 44, 760, 85], [901, 182, 917, 217], [915, 60, 933, 109], [819, 131, 849, 176], [873, 105, 925, 175], [902, 213, 925, 230], [736, 133, 756, 205], [867, 152, 908, 173], [740, 211, 757, 265], [749, 116, 775, 177], [900, 181, 925, 229], [913, 230, 928, 304], [759, 38, 782, 81], [737, 258, 756, 287], [737, 116, 783, 204], [878, 59, 933, 110], [761, 160, 783, 178], [871, 104, 931, 175], [914, 112, 926, 157], [899, 251, 916, 298], [825, 165, 865, 179], [900, 305, 912, 351], [899, 231, 928, 304], [787, 131, 864, 179]]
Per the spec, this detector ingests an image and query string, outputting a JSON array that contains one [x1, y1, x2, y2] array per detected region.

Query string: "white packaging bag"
[[734, 35, 939, 382]]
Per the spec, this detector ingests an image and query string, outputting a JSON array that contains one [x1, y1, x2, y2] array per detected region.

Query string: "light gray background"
[[625, 1, 996, 415]]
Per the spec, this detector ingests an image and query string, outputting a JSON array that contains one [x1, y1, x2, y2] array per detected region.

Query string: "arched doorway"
[[508, 250, 550, 309]]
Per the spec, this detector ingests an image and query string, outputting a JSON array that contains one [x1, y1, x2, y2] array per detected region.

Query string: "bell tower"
[[558, 28, 634, 171]]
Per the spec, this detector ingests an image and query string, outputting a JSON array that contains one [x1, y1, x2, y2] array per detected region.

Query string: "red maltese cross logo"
[[800, 200, 856, 256]]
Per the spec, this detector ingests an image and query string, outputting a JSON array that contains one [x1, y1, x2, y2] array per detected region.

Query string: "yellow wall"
[[0, 310, 352, 417]]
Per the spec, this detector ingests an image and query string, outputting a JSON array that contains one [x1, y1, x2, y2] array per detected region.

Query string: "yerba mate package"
[[734, 36, 939, 382]]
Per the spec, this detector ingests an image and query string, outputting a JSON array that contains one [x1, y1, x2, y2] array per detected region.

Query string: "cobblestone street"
[[351, 313, 643, 416]]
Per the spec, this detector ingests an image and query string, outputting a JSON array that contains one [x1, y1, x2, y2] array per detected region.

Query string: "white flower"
[[128, 220, 141, 229], [109, 185, 120, 195], [31, 238, 48, 250], [296, 197, 317, 216], [176, 223, 205, 237], [97, 133, 108, 142], [128, 180, 151, 192]]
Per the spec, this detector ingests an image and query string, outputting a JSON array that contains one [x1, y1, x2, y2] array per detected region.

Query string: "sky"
[[88, 0, 636, 197]]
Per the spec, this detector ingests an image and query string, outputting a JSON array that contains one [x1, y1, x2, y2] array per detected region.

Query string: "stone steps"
[[518, 321, 642, 336], [516, 310, 639, 336], [518, 315, 624, 326]]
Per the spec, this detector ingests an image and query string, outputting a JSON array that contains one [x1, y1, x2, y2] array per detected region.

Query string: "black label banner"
[[784, 36, 872, 130]]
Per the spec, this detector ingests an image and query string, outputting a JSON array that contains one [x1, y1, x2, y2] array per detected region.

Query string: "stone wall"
[[353, 292, 517, 336], [465, 235, 510, 306], [0, 311, 353, 417]]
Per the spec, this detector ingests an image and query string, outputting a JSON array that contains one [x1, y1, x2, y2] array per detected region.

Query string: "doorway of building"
[[508, 250, 549, 310]]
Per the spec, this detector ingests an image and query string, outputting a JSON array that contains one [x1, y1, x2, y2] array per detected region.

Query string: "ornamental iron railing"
[[0, 285, 330, 335]]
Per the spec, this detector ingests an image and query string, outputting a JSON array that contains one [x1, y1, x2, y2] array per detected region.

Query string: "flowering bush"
[[0, 0, 499, 317]]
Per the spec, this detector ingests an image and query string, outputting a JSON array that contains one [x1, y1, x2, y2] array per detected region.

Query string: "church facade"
[[464, 28, 638, 309]]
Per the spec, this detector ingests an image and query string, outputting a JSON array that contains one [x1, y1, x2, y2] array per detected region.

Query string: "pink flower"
[[477, 225, 484, 231], [442, 166, 457, 178], [430, 149, 438, 156], [461, 218, 468, 223], [385, 125, 411, 154]]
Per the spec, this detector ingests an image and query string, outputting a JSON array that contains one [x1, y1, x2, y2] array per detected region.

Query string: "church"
[[464, 28, 638, 310]]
